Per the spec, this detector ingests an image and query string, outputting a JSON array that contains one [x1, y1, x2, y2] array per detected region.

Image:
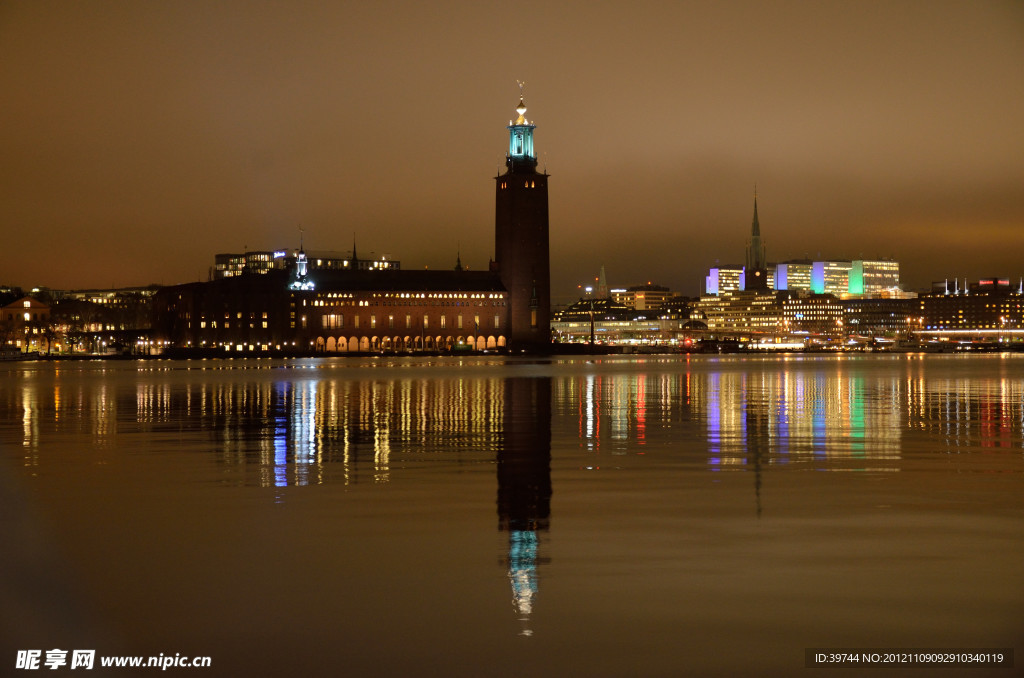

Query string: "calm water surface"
[[2, 354, 1022, 676]]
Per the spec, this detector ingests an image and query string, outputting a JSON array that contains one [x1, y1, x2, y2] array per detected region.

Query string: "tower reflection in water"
[[496, 377, 552, 636]]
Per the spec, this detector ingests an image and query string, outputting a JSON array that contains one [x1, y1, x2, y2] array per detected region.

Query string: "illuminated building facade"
[[1, 296, 50, 352], [705, 265, 744, 295], [811, 260, 852, 295], [693, 290, 845, 339], [843, 298, 916, 337], [695, 291, 779, 335], [57, 285, 162, 310], [612, 283, 674, 310], [918, 280, 1024, 337], [213, 251, 280, 278], [705, 265, 776, 295], [214, 248, 398, 280], [776, 292, 845, 337], [849, 259, 899, 295], [156, 269, 510, 353], [804, 259, 902, 297], [773, 260, 813, 292], [155, 93, 549, 353]]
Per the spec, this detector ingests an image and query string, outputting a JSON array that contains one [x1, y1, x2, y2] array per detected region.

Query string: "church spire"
[[596, 265, 609, 299], [752, 185, 760, 238], [744, 186, 768, 291]]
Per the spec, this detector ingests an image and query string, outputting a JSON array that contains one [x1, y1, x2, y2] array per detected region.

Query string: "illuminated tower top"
[[289, 228, 314, 290], [506, 82, 537, 172]]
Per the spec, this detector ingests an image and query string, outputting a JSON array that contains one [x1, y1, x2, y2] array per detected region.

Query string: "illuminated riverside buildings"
[[811, 260, 852, 295], [843, 297, 916, 338], [693, 290, 845, 340], [705, 265, 745, 295], [610, 283, 674, 311], [702, 193, 902, 299], [154, 93, 551, 353], [917, 277, 1024, 340], [213, 248, 398, 280], [709, 258, 902, 297], [849, 259, 900, 295], [1, 296, 51, 352], [773, 260, 812, 292], [551, 298, 667, 344]]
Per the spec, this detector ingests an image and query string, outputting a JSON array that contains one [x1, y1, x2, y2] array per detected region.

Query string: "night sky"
[[2, 1, 1022, 301]]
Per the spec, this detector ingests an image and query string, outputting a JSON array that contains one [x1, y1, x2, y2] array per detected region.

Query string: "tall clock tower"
[[494, 92, 550, 350]]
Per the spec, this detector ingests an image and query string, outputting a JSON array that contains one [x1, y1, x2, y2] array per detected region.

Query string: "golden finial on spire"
[[515, 80, 528, 125]]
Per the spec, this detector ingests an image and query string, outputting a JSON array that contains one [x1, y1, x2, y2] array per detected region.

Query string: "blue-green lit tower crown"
[[506, 98, 537, 171]]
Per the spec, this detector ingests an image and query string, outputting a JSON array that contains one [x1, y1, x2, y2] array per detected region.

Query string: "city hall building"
[[153, 94, 551, 354]]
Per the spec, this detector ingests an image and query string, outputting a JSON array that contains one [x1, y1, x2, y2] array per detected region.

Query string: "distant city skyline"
[[2, 1, 1022, 297]]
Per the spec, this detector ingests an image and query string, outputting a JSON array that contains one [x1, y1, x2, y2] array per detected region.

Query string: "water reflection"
[[5, 358, 1024, 483], [556, 358, 1024, 471], [2, 356, 1024, 650], [497, 378, 552, 635]]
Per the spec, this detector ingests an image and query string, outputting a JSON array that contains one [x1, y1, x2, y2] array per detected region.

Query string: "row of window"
[[199, 321, 270, 329], [321, 313, 501, 331], [7, 312, 46, 322], [309, 299, 505, 308]]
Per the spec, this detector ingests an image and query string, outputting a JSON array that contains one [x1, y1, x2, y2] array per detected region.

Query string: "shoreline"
[[5, 342, 1023, 362]]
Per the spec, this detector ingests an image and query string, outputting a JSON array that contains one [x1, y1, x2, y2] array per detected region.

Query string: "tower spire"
[[752, 185, 760, 237], [744, 186, 768, 291], [597, 265, 609, 299], [289, 226, 313, 290]]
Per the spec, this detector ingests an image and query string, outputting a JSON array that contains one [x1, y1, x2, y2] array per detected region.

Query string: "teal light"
[[811, 262, 825, 294], [849, 261, 864, 295], [508, 124, 535, 161]]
